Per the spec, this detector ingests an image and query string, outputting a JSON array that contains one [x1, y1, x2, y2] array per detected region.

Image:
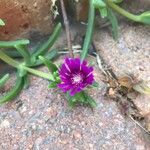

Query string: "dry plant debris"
[[94, 52, 150, 135]]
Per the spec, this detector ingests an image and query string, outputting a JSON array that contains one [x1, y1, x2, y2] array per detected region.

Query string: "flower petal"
[[58, 57, 95, 95], [85, 74, 94, 84], [58, 83, 72, 92]]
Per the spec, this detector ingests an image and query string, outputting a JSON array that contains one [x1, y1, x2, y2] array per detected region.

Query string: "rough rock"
[[133, 95, 150, 116], [0, 0, 54, 40], [94, 22, 150, 82], [123, 0, 150, 13], [0, 56, 150, 149], [1, 8, 150, 149]]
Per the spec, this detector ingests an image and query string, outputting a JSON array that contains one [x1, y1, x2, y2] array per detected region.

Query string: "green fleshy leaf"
[[99, 7, 108, 18], [107, 8, 119, 40], [66, 91, 97, 108], [81, 0, 95, 61], [45, 49, 58, 59], [0, 40, 29, 48], [0, 50, 20, 68], [23, 75, 30, 89], [66, 92, 76, 108], [38, 56, 58, 73], [0, 19, 5, 26], [89, 61, 95, 66], [92, 81, 99, 87], [112, 0, 123, 3], [139, 11, 150, 25], [14, 45, 31, 65], [68, 98, 76, 108], [0, 76, 24, 104], [0, 74, 9, 88], [33, 49, 58, 67], [53, 71, 59, 78], [93, 0, 108, 18], [86, 95, 97, 108], [48, 82, 58, 88], [18, 68, 27, 77], [93, 0, 106, 8]]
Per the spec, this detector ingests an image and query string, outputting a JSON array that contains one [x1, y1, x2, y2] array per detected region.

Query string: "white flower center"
[[72, 74, 83, 84]]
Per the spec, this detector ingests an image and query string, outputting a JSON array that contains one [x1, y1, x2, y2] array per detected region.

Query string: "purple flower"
[[58, 58, 94, 96]]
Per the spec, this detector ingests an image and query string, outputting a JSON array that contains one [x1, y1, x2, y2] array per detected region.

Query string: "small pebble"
[[0, 120, 10, 128], [73, 130, 82, 140]]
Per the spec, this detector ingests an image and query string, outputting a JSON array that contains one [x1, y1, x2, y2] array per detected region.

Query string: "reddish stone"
[[0, 0, 54, 40]]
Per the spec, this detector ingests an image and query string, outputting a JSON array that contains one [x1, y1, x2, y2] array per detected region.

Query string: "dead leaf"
[[108, 79, 118, 88], [108, 88, 116, 96], [118, 76, 133, 90]]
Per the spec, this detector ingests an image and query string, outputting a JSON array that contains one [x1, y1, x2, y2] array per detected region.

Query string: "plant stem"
[[0, 40, 29, 48], [0, 50, 19, 68], [0, 74, 9, 88], [15, 45, 31, 65], [60, 0, 74, 58], [81, 0, 95, 61], [21, 65, 55, 81], [105, 0, 140, 22], [0, 50, 55, 81], [0, 76, 24, 104]]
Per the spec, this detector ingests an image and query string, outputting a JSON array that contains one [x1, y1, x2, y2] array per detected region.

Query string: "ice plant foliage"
[[0, 23, 62, 104], [58, 58, 94, 96]]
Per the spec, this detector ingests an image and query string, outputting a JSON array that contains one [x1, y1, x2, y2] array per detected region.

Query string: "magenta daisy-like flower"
[[58, 58, 94, 96]]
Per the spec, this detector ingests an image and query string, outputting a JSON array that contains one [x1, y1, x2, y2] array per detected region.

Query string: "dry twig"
[[129, 115, 150, 135], [60, 0, 74, 58]]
